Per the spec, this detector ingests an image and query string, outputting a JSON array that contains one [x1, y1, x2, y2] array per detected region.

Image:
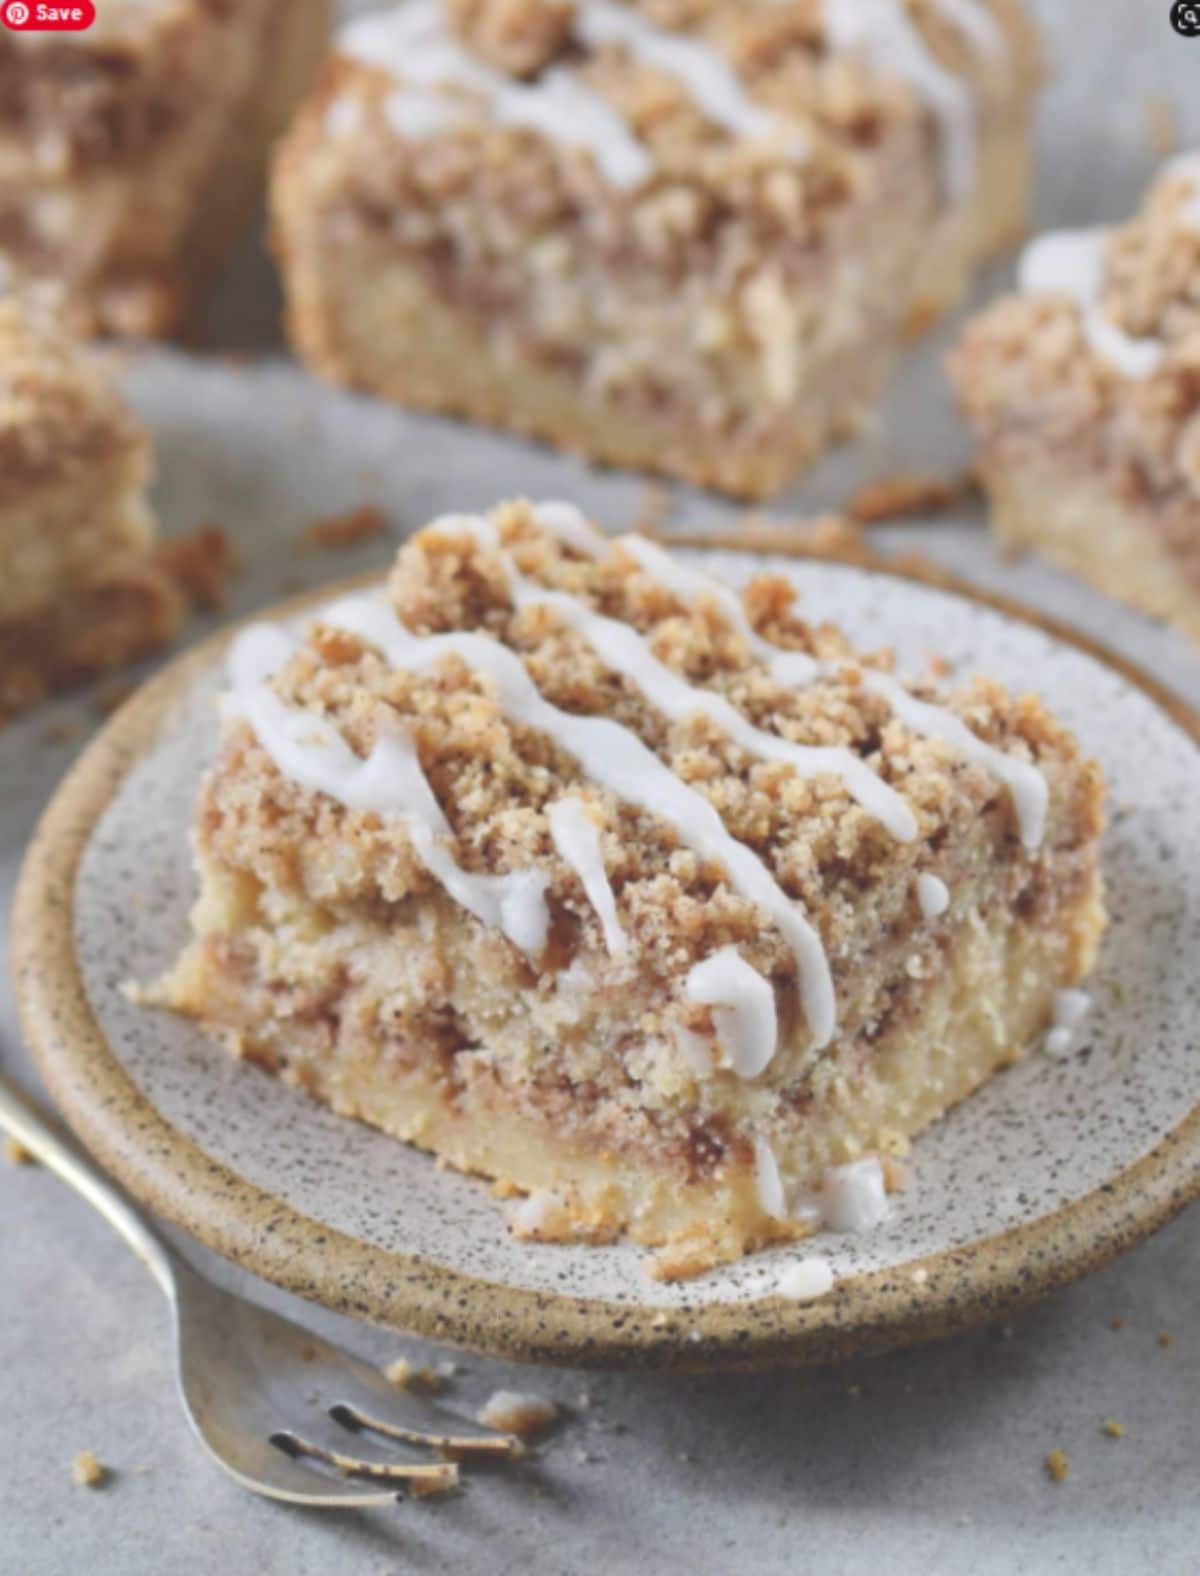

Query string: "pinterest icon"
[[2, 0, 96, 28]]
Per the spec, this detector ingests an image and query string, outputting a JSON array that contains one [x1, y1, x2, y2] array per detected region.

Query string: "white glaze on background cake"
[[338, 1, 653, 189], [1017, 229, 1166, 381], [816, 0, 998, 199], [335, 0, 995, 198]]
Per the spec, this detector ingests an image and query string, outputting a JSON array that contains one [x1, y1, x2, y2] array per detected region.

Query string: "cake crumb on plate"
[[478, 1390, 557, 1440]]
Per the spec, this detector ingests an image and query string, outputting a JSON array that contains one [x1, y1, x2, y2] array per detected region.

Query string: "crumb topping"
[[950, 156, 1200, 503], [0, 302, 147, 504], [199, 500, 1102, 1062]]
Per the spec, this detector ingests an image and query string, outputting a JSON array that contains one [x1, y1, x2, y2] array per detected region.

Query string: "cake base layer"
[[979, 453, 1200, 646], [158, 863, 1104, 1276], [282, 247, 907, 500], [277, 77, 1032, 498]]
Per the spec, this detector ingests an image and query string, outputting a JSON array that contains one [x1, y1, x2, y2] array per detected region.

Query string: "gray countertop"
[[4, 3, 1200, 1570]]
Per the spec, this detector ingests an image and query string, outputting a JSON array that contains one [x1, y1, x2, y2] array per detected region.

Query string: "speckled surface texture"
[[5, 0, 1200, 1568]]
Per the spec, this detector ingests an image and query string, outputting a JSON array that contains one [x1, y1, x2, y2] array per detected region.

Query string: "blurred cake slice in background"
[[0, 302, 182, 720], [0, 0, 330, 338], [950, 153, 1200, 644], [272, 0, 1039, 498]]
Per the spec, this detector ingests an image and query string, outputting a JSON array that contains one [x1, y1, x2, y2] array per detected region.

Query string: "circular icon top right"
[[1172, 1, 1200, 36]]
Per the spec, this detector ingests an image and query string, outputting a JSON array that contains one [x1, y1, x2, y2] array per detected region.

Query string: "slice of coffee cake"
[[273, 0, 1038, 497], [0, 302, 182, 721], [950, 153, 1200, 644], [153, 501, 1105, 1271]]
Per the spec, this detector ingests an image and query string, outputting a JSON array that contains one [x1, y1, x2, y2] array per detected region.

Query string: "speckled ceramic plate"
[[14, 545, 1200, 1371]]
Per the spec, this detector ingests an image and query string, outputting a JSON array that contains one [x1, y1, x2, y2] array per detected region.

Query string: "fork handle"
[[0, 1073, 177, 1301]]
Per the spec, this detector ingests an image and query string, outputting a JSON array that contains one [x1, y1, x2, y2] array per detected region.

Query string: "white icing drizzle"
[[685, 946, 778, 1079], [575, 0, 802, 154], [530, 500, 610, 559], [753, 1137, 787, 1219], [1044, 987, 1091, 1059], [547, 796, 628, 958], [618, 533, 820, 687], [614, 534, 1049, 852], [457, 516, 918, 841], [338, 1, 652, 190], [817, 0, 978, 199], [819, 1157, 890, 1233], [1018, 228, 1166, 381], [916, 871, 950, 919], [226, 628, 552, 957], [856, 668, 1047, 852], [776, 1257, 836, 1301], [319, 591, 837, 1048], [927, 0, 1005, 58]]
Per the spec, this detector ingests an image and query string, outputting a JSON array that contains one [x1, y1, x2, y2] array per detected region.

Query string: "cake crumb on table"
[[4, 1137, 35, 1165], [478, 1390, 557, 1440], [156, 524, 234, 611], [1102, 1419, 1126, 1439], [1045, 1449, 1069, 1484], [72, 1451, 106, 1488], [383, 1357, 413, 1387], [298, 505, 389, 552], [1157, 1332, 1174, 1349], [1110, 1317, 1125, 1330], [847, 472, 965, 525]]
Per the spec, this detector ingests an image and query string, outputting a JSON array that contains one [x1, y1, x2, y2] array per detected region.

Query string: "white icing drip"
[[818, 0, 977, 199], [618, 534, 820, 686], [339, 1, 652, 189], [671, 1022, 717, 1076], [320, 591, 837, 1047], [1044, 987, 1091, 1059], [226, 628, 551, 958], [457, 516, 918, 840], [857, 668, 1048, 852], [819, 1157, 890, 1233], [575, 0, 802, 155], [927, 0, 1005, 58], [615, 534, 1049, 851], [530, 500, 610, 558], [776, 1257, 836, 1301], [753, 1137, 787, 1219], [547, 796, 628, 957], [916, 871, 950, 919], [685, 946, 777, 1079], [1018, 228, 1166, 381]]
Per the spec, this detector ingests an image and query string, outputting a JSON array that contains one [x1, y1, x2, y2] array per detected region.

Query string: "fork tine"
[[270, 1431, 460, 1496], [329, 1401, 522, 1461]]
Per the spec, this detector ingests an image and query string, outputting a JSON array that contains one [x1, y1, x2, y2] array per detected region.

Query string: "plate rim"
[[12, 536, 1200, 1372]]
